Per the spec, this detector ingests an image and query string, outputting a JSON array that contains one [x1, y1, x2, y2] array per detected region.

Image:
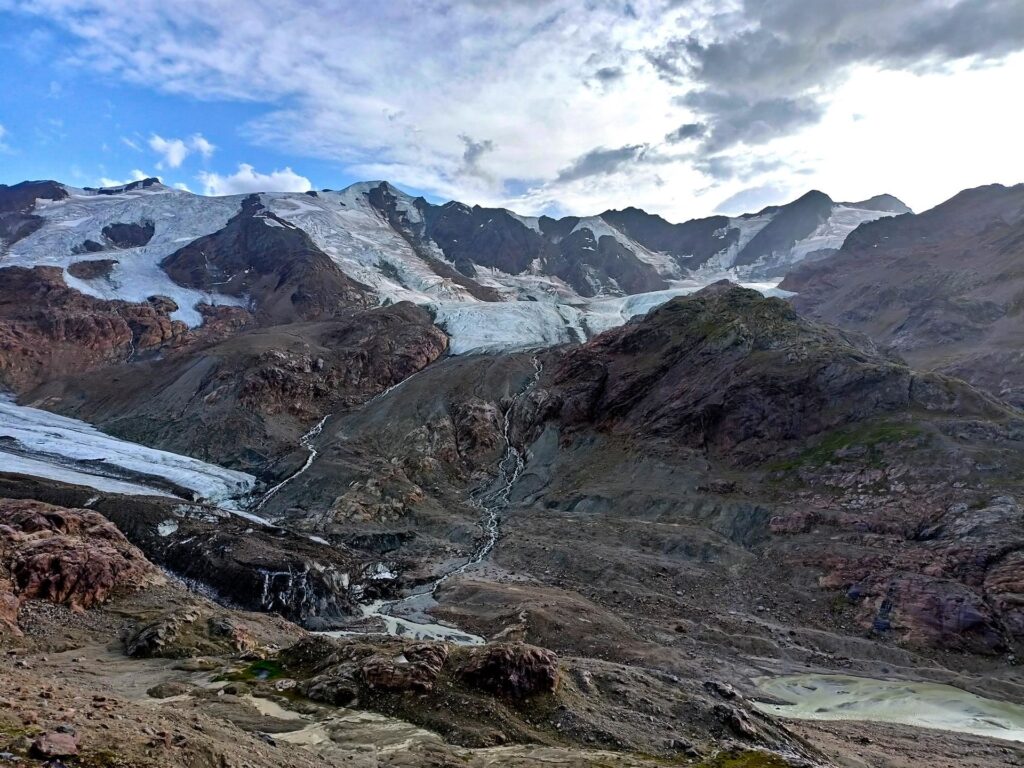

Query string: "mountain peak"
[[843, 193, 912, 214]]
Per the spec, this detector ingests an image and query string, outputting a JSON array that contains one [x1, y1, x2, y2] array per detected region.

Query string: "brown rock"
[[31, 730, 79, 758], [361, 642, 449, 693], [0, 498, 158, 611], [461, 642, 559, 698]]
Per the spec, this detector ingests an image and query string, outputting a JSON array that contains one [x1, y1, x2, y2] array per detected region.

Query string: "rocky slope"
[[782, 183, 1024, 405], [505, 284, 1024, 659], [0, 265, 249, 393], [26, 301, 448, 472]]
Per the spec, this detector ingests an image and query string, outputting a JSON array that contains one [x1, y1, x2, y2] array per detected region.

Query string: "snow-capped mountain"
[[0, 177, 907, 354]]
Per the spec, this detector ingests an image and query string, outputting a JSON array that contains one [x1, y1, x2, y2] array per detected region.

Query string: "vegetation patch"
[[768, 420, 926, 472]]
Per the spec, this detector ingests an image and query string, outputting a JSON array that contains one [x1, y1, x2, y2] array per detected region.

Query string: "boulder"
[[0, 498, 158, 614], [461, 642, 559, 698], [31, 730, 79, 758], [360, 642, 449, 693]]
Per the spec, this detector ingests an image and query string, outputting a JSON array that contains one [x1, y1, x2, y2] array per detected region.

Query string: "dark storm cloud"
[[458, 134, 496, 179], [593, 65, 626, 83], [648, 0, 1024, 155], [555, 143, 647, 183], [664, 122, 705, 143]]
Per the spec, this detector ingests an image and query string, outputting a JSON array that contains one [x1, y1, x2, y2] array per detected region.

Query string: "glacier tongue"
[[0, 396, 255, 506]]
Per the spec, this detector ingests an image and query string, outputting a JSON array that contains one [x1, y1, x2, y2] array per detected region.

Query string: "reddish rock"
[[31, 730, 79, 758], [361, 643, 449, 693], [461, 642, 559, 698], [0, 265, 252, 393], [0, 577, 20, 635], [0, 498, 158, 613]]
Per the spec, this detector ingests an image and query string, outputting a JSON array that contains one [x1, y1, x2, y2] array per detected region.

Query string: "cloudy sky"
[[1, 0, 1022, 219]]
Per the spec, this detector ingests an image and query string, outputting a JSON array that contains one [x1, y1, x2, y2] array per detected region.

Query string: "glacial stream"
[[754, 674, 1024, 744], [327, 356, 544, 646]]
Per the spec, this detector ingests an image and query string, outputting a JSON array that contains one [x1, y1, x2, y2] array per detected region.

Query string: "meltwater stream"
[[327, 356, 544, 646]]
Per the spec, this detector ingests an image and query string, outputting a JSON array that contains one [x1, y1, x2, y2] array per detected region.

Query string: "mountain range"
[[2, 175, 1024, 768]]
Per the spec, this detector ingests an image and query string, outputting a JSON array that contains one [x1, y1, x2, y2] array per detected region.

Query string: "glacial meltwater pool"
[[754, 674, 1024, 743]]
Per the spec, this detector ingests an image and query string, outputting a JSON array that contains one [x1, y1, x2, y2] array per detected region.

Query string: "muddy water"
[[755, 674, 1024, 743]]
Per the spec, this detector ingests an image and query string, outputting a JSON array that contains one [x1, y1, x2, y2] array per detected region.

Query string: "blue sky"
[[1, 1, 1023, 219], [0, 13, 378, 196]]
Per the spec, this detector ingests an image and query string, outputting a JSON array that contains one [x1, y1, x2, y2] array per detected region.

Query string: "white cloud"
[[146, 132, 215, 170], [97, 169, 151, 188], [197, 163, 310, 196], [121, 136, 142, 152], [15, 1, 1024, 218], [172, 181, 191, 192], [189, 133, 215, 158], [148, 134, 189, 168], [0, 123, 8, 151]]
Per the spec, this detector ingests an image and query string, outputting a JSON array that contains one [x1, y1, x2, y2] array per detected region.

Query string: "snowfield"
[[6, 184, 247, 326], [0, 396, 255, 506]]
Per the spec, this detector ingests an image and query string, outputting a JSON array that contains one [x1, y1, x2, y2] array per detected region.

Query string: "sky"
[[0, 0, 1022, 220]]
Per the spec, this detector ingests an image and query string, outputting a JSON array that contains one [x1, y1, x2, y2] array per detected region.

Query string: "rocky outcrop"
[[362, 643, 450, 693], [125, 609, 259, 659], [161, 194, 371, 324], [279, 635, 558, 712], [461, 642, 560, 698], [524, 282, 1002, 464], [0, 476, 368, 628], [0, 180, 68, 245], [0, 498, 159, 631], [782, 183, 1024, 405], [84, 176, 162, 195], [0, 265, 250, 393], [66, 258, 118, 280], [101, 220, 155, 248]]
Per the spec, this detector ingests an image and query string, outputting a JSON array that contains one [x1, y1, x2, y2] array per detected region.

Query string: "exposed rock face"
[[598, 207, 736, 268], [366, 184, 668, 298], [66, 258, 118, 280], [461, 642, 560, 698], [0, 498, 159, 628], [733, 190, 834, 268], [30, 302, 448, 471], [101, 220, 155, 249], [527, 282, 1000, 464], [362, 643, 450, 693], [125, 609, 259, 659], [161, 194, 372, 324], [782, 183, 1024, 405], [0, 475, 367, 628], [0, 265, 250, 393], [0, 180, 68, 245], [84, 176, 162, 195]]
